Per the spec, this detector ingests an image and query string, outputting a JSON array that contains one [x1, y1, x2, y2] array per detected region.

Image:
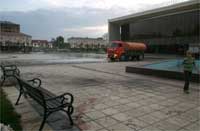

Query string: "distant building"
[[108, 0, 199, 54], [102, 33, 109, 42], [0, 21, 20, 33], [68, 37, 108, 49], [48, 41, 53, 49], [0, 21, 32, 52], [32, 40, 51, 48]]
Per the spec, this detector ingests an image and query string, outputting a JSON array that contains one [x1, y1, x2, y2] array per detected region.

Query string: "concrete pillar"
[[108, 22, 120, 42]]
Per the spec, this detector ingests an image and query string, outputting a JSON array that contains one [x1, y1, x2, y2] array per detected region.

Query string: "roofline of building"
[[108, 0, 199, 23], [0, 21, 19, 25], [0, 32, 32, 37], [68, 37, 104, 40], [32, 40, 48, 42]]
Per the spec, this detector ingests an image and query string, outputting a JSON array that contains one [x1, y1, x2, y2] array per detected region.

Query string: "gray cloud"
[[0, 6, 130, 40]]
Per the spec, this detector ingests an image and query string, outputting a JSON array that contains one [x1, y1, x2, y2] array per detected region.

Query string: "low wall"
[[126, 66, 200, 83]]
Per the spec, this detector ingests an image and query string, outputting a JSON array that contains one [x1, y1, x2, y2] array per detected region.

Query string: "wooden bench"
[[14, 75, 74, 131], [0, 65, 20, 87]]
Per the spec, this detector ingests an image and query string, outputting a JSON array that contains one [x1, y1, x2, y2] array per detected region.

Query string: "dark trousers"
[[184, 71, 192, 91]]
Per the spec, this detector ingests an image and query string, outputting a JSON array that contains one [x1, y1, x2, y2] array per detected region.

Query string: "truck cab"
[[107, 41, 125, 60]]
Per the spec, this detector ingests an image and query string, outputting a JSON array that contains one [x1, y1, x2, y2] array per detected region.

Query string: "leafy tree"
[[56, 36, 64, 48]]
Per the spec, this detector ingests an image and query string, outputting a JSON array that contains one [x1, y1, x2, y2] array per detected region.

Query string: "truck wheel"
[[120, 54, 126, 61], [136, 56, 140, 61], [141, 54, 144, 60], [131, 56, 135, 61], [110, 58, 115, 62]]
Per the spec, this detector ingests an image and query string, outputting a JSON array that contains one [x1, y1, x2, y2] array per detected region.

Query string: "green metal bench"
[[15, 75, 74, 131]]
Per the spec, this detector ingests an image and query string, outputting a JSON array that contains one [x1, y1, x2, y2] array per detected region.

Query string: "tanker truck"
[[107, 41, 147, 61]]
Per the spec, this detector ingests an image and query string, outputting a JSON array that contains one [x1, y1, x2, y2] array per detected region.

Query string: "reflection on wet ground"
[[0, 52, 107, 65]]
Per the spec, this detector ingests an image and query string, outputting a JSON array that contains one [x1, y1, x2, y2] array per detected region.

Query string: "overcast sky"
[[0, 0, 189, 40]]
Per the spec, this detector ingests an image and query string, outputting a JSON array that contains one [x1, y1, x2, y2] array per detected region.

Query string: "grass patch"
[[0, 88, 22, 131]]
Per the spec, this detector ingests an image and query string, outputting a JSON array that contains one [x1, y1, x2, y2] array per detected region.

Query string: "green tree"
[[56, 36, 64, 48]]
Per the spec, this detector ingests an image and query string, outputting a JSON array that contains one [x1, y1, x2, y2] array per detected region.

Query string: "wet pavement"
[[2, 60, 199, 131], [1, 53, 199, 131], [0, 52, 107, 66]]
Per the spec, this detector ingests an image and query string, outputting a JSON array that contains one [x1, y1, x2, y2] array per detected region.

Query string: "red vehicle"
[[107, 41, 147, 61]]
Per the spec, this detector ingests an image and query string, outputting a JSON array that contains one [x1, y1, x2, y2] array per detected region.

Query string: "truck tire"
[[130, 56, 134, 61], [136, 55, 140, 61], [120, 54, 126, 61], [141, 54, 144, 60]]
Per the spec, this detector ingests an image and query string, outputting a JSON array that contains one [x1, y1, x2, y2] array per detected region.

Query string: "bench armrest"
[[27, 78, 41, 87], [1, 65, 20, 76], [46, 92, 74, 105], [2, 65, 17, 70], [15, 69, 20, 76]]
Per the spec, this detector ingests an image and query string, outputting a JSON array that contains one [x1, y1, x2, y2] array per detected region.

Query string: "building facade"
[[108, 0, 200, 54], [0, 21, 32, 52], [68, 37, 108, 49], [32, 40, 52, 48]]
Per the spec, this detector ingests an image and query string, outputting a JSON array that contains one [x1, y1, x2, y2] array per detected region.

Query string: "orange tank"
[[124, 42, 147, 51]]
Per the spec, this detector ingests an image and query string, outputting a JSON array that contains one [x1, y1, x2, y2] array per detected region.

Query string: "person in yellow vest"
[[182, 51, 195, 94]]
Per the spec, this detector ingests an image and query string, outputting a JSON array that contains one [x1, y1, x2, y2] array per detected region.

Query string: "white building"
[[32, 40, 52, 48], [0, 32, 31, 46], [68, 37, 108, 48]]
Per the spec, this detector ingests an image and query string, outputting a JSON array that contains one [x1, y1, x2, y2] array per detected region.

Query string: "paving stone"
[[109, 96, 121, 100], [123, 118, 149, 130], [160, 107, 183, 117], [166, 116, 191, 128], [97, 129, 109, 131], [159, 99, 180, 107], [178, 128, 190, 131], [103, 100, 121, 107], [126, 107, 149, 118], [113, 104, 132, 112], [24, 122, 52, 131], [126, 102, 141, 109], [139, 125, 163, 131], [118, 98, 131, 104], [178, 111, 199, 122], [86, 111, 106, 120], [95, 116, 118, 128], [154, 120, 182, 131], [150, 111, 169, 120], [78, 121, 103, 131], [139, 106, 155, 114], [102, 108, 119, 115], [148, 103, 165, 110], [185, 122, 200, 131], [94, 103, 109, 110], [108, 123, 133, 131], [138, 114, 160, 124], [111, 113, 131, 122]]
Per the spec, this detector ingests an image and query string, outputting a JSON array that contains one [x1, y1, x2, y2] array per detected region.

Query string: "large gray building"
[[0, 21, 32, 52], [108, 0, 199, 54]]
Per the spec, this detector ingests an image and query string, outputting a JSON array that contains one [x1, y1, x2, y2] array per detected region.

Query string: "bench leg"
[[62, 107, 74, 126], [67, 112, 73, 125], [39, 112, 49, 131], [0, 77, 5, 87], [15, 90, 23, 105]]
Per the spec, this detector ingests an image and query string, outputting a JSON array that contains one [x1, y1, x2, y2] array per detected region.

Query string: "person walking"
[[182, 51, 195, 94]]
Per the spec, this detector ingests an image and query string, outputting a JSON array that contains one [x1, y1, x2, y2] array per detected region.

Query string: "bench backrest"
[[0, 65, 20, 76], [15, 76, 46, 107]]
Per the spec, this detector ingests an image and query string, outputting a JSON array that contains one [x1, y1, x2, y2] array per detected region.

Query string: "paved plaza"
[[2, 61, 200, 131]]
